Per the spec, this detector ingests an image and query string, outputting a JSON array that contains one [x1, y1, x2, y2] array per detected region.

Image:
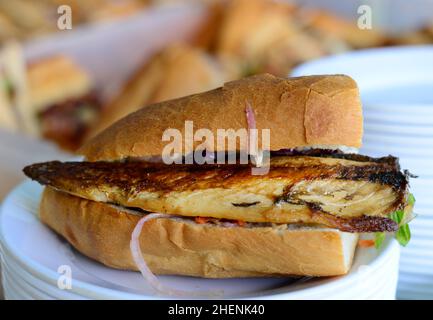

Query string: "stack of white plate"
[[0, 181, 400, 300], [363, 104, 433, 299], [293, 45, 433, 299]]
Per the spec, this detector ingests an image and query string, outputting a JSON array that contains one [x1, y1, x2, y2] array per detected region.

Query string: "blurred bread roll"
[[214, 0, 326, 76], [89, 44, 227, 138], [297, 9, 387, 49]]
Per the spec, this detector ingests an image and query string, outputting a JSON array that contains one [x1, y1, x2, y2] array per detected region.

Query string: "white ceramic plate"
[[0, 181, 400, 300], [1, 247, 397, 300], [1, 247, 86, 299], [292, 46, 433, 92]]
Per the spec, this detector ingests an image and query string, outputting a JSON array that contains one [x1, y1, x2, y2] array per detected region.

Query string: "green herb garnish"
[[408, 193, 416, 206], [390, 209, 405, 224], [374, 232, 386, 249], [374, 193, 415, 248], [395, 224, 411, 247]]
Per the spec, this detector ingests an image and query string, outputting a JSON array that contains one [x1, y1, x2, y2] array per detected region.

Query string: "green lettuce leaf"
[[374, 232, 386, 249], [408, 193, 416, 206], [395, 224, 411, 247], [374, 193, 415, 248], [390, 210, 405, 224]]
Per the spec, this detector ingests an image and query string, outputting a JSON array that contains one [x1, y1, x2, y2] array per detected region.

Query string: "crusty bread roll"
[[41, 187, 358, 277], [89, 44, 226, 139], [80, 73, 362, 161]]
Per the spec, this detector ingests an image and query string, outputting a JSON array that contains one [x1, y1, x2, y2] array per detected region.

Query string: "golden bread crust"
[[40, 187, 358, 277], [80, 74, 363, 161]]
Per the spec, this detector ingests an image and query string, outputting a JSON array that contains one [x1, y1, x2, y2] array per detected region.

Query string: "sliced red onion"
[[130, 213, 223, 298], [245, 101, 264, 167], [245, 100, 257, 131]]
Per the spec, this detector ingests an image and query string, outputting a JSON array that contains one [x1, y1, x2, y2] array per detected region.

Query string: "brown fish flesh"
[[23, 154, 410, 232]]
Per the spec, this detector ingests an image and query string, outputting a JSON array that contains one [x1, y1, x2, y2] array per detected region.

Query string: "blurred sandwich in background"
[[212, 0, 326, 77], [29, 55, 100, 151], [386, 22, 433, 45], [198, 0, 391, 77], [0, 0, 149, 42], [296, 9, 387, 50], [0, 43, 101, 151], [89, 43, 227, 138]]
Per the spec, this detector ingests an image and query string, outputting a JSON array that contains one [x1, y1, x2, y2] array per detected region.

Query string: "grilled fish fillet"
[[24, 154, 409, 232]]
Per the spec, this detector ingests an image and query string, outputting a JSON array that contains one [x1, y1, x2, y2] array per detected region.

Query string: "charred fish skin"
[[23, 155, 406, 191], [23, 154, 410, 233]]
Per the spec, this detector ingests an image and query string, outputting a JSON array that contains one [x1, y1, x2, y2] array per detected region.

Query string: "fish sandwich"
[[24, 74, 414, 281]]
